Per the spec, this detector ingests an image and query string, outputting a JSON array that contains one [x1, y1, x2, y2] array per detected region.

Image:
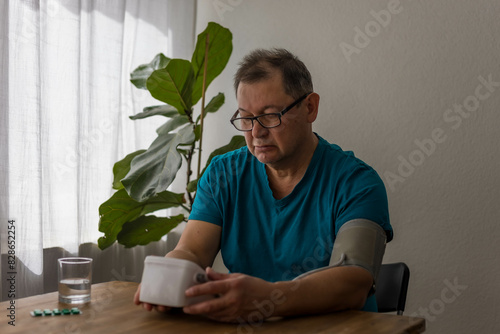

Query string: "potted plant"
[[97, 22, 245, 250]]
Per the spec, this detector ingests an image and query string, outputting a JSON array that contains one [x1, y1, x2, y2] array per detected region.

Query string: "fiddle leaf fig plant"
[[98, 22, 245, 250]]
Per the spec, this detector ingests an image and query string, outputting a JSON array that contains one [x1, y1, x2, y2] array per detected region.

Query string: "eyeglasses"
[[230, 93, 311, 132]]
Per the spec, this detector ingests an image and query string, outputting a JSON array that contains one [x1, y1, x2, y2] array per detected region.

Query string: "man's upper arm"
[[171, 220, 222, 269], [331, 163, 392, 297], [335, 165, 392, 241]]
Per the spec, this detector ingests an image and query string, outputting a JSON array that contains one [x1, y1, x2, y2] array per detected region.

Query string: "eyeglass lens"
[[232, 113, 281, 131]]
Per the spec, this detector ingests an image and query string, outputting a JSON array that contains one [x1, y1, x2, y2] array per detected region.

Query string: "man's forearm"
[[270, 266, 372, 317], [165, 249, 204, 266], [166, 220, 222, 269]]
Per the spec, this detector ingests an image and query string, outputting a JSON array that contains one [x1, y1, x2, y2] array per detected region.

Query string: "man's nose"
[[252, 120, 268, 137]]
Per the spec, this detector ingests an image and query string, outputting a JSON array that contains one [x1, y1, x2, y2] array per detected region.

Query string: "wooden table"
[[1, 281, 425, 333]]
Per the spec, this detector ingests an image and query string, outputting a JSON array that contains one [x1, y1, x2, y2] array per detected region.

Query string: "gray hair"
[[233, 48, 313, 99]]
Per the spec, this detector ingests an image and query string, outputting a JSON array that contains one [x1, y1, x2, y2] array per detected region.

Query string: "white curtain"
[[0, 0, 195, 300]]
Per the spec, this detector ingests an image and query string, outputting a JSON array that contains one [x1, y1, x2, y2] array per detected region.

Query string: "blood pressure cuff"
[[292, 219, 387, 295], [330, 219, 387, 292]]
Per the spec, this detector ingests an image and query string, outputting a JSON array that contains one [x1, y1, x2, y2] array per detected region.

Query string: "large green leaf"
[[204, 93, 225, 114], [186, 179, 199, 193], [97, 189, 185, 250], [130, 53, 170, 89], [147, 59, 194, 114], [116, 214, 185, 248], [156, 114, 190, 135], [204, 135, 246, 168], [196, 93, 225, 123], [121, 125, 196, 202], [130, 105, 179, 120], [112, 150, 147, 190], [187, 135, 246, 192], [191, 22, 232, 106], [193, 124, 202, 141]]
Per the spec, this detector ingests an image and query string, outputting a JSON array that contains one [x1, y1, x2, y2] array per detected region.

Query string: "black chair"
[[375, 262, 410, 315]]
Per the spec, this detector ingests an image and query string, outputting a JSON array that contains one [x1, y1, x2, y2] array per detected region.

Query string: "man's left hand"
[[183, 267, 281, 323]]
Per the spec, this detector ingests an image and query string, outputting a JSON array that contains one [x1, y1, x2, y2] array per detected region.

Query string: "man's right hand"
[[133, 220, 222, 313]]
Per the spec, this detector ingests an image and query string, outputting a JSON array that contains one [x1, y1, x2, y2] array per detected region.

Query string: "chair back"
[[375, 262, 410, 315]]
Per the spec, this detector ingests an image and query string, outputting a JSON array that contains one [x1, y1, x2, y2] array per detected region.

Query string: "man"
[[134, 48, 393, 323]]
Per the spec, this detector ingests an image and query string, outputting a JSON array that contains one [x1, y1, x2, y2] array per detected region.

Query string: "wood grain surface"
[[0, 281, 425, 333]]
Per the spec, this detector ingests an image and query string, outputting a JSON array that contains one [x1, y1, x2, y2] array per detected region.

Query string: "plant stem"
[[185, 143, 195, 209], [179, 203, 191, 214], [197, 32, 210, 179]]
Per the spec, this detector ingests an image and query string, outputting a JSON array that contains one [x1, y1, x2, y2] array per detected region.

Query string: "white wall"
[[195, 1, 500, 333]]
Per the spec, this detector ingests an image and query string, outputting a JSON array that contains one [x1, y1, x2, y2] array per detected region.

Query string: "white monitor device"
[[139, 256, 214, 307]]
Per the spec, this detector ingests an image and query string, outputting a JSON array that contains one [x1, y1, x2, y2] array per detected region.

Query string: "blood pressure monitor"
[[139, 256, 213, 307]]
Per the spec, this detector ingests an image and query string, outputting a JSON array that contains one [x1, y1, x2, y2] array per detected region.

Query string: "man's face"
[[236, 72, 311, 168]]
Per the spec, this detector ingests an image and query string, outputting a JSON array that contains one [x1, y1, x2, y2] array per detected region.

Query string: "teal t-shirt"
[[189, 135, 392, 312]]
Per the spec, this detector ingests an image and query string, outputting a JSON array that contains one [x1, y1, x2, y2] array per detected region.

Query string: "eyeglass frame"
[[230, 92, 312, 132]]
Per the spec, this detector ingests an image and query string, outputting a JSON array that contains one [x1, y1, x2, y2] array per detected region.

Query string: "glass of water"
[[58, 257, 93, 304]]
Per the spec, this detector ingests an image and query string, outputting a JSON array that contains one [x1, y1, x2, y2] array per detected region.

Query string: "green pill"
[[31, 307, 81, 317]]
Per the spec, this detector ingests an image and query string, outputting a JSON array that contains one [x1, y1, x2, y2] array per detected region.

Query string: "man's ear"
[[306, 92, 320, 123]]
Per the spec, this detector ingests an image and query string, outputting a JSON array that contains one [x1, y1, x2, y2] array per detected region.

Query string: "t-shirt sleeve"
[[188, 160, 224, 226], [334, 164, 393, 241]]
